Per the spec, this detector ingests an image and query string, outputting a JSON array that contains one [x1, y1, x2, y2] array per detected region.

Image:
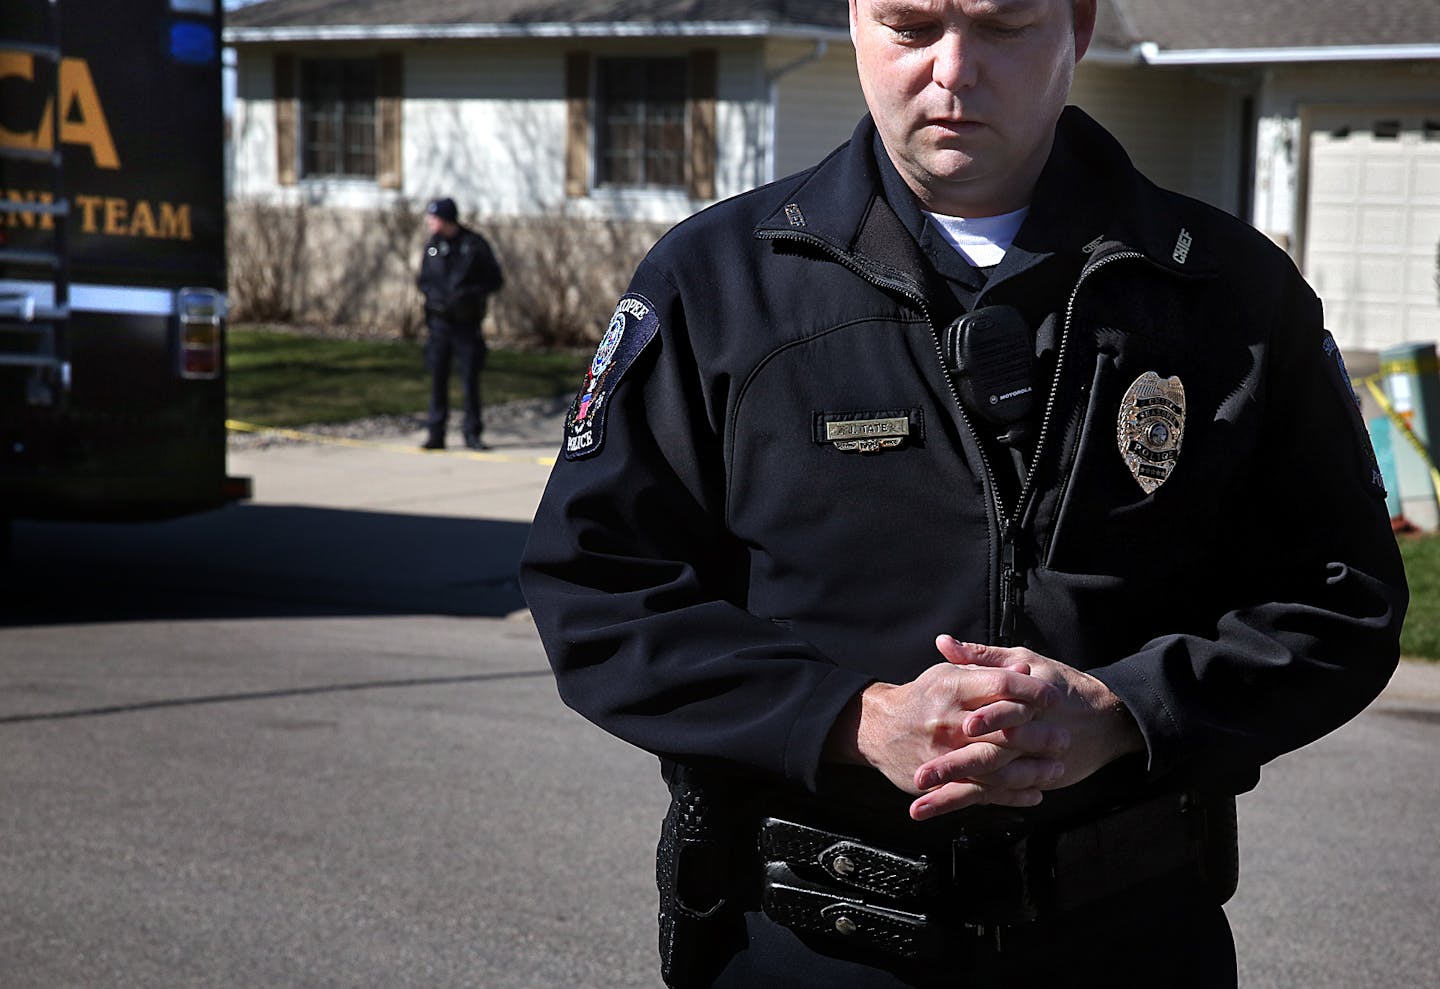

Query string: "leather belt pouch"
[[755, 791, 1233, 964], [1049, 791, 1231, 911], [758, 816, 938, 900], [761, 861, 936, 961], [657, 771, 744, 988]]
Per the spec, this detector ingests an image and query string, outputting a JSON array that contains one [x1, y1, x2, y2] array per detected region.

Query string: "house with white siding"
[[1075, 1, 1440, 356], [225, 2, 866, 225], [223, 0, 1440, 354]]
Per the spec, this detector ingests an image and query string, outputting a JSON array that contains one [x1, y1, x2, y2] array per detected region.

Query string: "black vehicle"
[[0, 0, 247, 539]]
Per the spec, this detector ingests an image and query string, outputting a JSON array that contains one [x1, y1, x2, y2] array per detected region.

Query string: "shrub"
[[485, 210, 663, 350], [227, 198, 663, 348], [227, 198, 307, 323]]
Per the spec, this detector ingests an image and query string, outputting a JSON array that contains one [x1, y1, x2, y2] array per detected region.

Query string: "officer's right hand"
[[825, 662, 1069, 814]]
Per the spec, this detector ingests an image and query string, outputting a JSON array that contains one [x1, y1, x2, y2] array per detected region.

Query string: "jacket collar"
[[754, 114, 888, 255], [1044, 106, 1219, 277], [755, 108, 1218, 279]]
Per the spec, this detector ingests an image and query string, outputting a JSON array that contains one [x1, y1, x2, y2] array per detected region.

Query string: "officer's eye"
[[885, 18, 940, 44], [979, 19, 1032, 40]]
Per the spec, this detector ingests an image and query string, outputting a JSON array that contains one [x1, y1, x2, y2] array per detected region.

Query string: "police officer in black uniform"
[[416, 197, 503, 450], [519, 2, 1408, 986]]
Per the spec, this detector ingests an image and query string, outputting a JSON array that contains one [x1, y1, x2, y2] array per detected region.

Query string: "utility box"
[[1380, 342, 1440, 532]]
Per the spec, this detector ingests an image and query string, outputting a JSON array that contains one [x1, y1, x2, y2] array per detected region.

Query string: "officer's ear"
[[1072, 0, 1098, 62]]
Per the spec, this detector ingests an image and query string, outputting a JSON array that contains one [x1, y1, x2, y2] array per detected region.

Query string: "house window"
[[300, 58, 377, 179], [565, 50, 715, 200], [594, 58, 688, 188]]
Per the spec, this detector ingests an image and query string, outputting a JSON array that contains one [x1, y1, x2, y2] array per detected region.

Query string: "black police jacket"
[[520, 108, 1407, 823], [416, 225, 503, 327]]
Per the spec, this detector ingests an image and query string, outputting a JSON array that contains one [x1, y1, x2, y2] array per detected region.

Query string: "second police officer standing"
[[520, 1, 1408, 986], [416, 196, 504, 451]]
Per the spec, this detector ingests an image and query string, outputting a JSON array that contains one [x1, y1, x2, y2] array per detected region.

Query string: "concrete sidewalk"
[[227, 402, 567, 525], [1377, 654, 1440, 707]]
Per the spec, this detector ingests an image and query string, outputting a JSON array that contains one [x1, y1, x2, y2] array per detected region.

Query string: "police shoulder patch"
[[563, 293, 660, 461]]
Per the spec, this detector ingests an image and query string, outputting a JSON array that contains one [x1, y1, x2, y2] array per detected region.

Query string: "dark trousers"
[[424, 317, 486, 441], [710, 894, 1237, 988]]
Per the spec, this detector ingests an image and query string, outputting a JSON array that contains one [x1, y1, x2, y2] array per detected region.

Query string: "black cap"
[[426, 197, 458, 222]]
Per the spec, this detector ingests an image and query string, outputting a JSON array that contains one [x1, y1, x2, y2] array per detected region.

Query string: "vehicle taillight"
[[178, 287, 224, 379]]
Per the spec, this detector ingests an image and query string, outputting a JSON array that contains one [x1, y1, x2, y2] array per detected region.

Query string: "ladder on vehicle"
[[0, 0, 72, 408]]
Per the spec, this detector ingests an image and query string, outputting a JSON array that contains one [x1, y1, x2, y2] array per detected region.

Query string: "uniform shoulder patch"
[[563, 293, 660, 461]]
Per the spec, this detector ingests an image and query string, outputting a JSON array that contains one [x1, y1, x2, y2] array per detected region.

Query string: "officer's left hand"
[[908, 636, 1145, 821]]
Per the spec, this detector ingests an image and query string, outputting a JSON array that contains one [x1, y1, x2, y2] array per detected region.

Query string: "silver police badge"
[[1117, 372, 1185, 494]]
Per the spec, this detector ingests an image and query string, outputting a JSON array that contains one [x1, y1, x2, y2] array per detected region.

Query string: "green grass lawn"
[[227, 326, 589, 427], [1398, 534, 1440, 661]]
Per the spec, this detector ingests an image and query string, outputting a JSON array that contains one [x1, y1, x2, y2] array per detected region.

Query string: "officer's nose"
[[931, 30, 978, 93]]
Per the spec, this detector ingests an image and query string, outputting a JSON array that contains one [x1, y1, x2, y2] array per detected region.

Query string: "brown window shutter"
[[565, 52, 591, 198], [687, 49, 717, 201], [378, 53, 404, 189], [274, 53, 297, 186]]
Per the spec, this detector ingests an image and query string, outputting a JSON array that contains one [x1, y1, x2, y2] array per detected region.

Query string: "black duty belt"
[[759, 790, 1238, 962]]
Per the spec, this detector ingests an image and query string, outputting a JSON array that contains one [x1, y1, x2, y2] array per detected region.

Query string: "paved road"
[[2, 419, 1437, 987], [1230, 699, 1440, 988]]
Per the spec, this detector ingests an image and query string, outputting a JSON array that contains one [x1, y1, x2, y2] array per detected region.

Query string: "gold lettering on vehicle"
[[0, 53, 120, 169], [2, 188, 192, 241], [0, 52, 190, 242]]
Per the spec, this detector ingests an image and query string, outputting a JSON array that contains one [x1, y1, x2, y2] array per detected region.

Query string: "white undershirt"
[[924, 206, 1030, 268]]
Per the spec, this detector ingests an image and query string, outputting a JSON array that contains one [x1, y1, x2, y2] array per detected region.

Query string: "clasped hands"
[[827, 635, 1144, 821]]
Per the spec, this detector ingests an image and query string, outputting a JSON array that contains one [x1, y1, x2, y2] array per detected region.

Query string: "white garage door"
[[1304, 105, 1440, 352]]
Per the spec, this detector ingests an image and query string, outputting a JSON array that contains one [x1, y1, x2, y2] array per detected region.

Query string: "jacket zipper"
[[996, 249, 1146, 642], [756, 228, 1145, 645]]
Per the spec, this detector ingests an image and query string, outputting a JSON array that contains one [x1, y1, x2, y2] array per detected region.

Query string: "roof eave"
[[1081, 44, 1143, 66], [222, 21, 853, 44], [1135, 42, 1440, 65]]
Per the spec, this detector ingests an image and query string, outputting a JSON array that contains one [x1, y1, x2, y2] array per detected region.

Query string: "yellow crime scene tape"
[[1356, 375, 1440, 498], [226, 420, 558, 467], [1377, 354, 1440, 379]]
